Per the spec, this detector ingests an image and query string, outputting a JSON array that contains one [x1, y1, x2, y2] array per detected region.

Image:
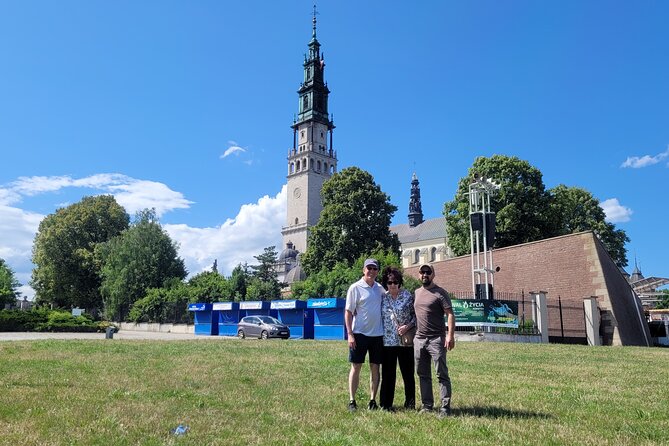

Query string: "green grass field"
[[1, 338, 668, 445]]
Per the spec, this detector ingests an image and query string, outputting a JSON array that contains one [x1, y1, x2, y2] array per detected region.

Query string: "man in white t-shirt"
[[344, 258, 384, 412]]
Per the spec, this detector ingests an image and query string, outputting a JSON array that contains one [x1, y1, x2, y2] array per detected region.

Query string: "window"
[[430, 247, 437, 262], [295, 218, 299, 225], [414, 249, 420, 264], [296, 160, 301, 171], [290, 163, 294, 174], [317, 160, 321, 171]]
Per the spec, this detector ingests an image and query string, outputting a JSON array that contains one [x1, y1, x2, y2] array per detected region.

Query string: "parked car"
[[237, 315, 290, 340]]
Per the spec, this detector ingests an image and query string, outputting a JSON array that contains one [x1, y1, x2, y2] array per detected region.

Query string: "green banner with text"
[[451, 299, 519, 328]]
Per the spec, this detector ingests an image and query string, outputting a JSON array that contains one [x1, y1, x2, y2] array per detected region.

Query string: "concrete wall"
[[118, 322, 194, 334]]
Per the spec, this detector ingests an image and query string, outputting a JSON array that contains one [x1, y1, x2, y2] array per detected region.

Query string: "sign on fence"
[[451, 299, 519, 328]]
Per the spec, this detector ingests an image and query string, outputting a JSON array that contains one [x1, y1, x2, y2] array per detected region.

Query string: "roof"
[[630, 277, 669, 294], [390, 216, 447, 244]]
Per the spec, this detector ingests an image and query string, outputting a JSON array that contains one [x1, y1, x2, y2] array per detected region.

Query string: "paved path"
[[0, 331, 230, 341]]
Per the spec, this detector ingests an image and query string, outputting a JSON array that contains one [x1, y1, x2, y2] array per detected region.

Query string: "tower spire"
[[408, 172, 424, 227], [312, 4, 318, 39], [282, 7, 337, 255]]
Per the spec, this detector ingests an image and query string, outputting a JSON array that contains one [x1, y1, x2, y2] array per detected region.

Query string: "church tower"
[[282, 11, 337, 254], [408, 173, 424, 227]]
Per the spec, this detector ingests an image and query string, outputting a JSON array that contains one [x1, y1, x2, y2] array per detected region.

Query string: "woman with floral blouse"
[[379, 267, 417, 411]]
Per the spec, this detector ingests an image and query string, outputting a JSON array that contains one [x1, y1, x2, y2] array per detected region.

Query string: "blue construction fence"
[[188, 298, 347, 340]]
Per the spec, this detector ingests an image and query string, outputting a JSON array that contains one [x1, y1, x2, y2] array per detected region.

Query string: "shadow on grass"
[[453, 406, 552, 419]]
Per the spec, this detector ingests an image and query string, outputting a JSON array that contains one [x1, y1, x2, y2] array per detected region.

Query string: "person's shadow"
[[453, 406, 551, 419]]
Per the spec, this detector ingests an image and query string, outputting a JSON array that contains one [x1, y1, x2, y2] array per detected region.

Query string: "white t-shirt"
[[345, 278, 384, 337]]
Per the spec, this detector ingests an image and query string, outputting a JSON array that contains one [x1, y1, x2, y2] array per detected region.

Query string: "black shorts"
[[349, 333, 383, 364]]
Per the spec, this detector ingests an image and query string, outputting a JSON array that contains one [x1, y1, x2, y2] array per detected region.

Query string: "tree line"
[[28, 197, 285, 322], [3, 155, 635, 322]]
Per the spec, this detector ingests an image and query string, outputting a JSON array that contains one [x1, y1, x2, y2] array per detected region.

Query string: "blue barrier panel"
[[271, 300, 314, 339], [213, 301, 240, 336], [307, 298, 347, 340], [187, 303, 218, 336], [239, 301, 277, 318]]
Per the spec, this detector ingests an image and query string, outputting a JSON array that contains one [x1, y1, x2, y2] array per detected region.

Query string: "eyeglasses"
[[387, 281, 399, 285], [366, 266, 378, 271], [419, 270, 432, 275]]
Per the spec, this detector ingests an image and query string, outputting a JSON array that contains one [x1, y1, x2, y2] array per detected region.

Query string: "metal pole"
[[558, 295, 565, 340]]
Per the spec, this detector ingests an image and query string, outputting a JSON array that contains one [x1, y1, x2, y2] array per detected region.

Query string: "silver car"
[[237, 315, 290, 339]]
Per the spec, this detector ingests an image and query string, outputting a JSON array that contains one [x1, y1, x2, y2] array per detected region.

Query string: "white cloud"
[[0, 205, 43, 300], [601, 198, 633, 223], [621, 146, 669, 168], [107, 180, 193, 217], [165, 185, 287, 276], [2, 174, 193, 217], [0, 205, 43, 262], [0, 187, 21, 206], [221, 145, 246, 158]]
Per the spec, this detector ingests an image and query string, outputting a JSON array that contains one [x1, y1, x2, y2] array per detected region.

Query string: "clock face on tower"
[[293, 187, 302, 199]]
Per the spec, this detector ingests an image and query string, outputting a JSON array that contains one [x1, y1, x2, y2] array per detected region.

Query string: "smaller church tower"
[[408, 173, 424, 227]]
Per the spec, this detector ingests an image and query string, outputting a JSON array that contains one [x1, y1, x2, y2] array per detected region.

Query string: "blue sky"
[[1, 1, 667, 298]]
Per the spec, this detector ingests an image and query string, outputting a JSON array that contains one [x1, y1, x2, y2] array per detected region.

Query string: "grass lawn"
[[1, 338, 668, 445]]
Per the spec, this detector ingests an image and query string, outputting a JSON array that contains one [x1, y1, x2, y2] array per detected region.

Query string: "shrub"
[[35, 311, 100, 332], [0, 308, 50, 331]]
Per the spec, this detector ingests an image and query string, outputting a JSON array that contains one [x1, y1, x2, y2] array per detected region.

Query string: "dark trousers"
[[379, 346, 415, 409]]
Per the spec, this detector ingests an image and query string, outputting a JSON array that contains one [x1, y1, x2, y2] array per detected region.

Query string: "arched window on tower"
[[296, 160, 301, 171], [324, 162, 328, 173], [303, 157, 307, 170], [290, 162, 295, 174], [430, 247, 437, 262], [295, 218, 299, 225], [331, 165, 335, 175], [414, 249, 420, 264], [317, 160, 321, 171]]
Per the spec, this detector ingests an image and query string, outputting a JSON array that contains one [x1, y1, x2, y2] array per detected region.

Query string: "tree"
[[0, 258, 21, 307], [443, 155, 629, 266], [444, 155, 554, 256], [549, 185, 629, 266], [301, 167, 401, 275], [188, 271, 231, 303], [31, 195, 129, 311], [292, 249, 402, 299], [128, 278, 191, 324], [248, 246, 281, 300], [98, 209, 186, 320], [229, 263, 249, 301]]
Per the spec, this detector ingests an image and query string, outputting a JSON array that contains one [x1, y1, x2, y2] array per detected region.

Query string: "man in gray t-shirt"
[[414, 263, 455, 417]]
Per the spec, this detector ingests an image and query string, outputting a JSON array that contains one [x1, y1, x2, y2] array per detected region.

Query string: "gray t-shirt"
[[414, 284, 452, 338], [345, 278, 384, 337]]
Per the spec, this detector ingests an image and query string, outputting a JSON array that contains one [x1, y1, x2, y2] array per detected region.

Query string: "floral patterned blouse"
[[381, 288, 416, 347]]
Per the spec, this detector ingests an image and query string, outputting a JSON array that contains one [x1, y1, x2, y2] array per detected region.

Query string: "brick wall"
[[406, 231, 650, 346]]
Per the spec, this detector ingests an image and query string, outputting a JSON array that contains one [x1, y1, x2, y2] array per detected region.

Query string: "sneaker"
[[419, 406, 433, 414], [348, 400, 357, 412], [438, 406, 452, 418], [368, 399, 378, 410]]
